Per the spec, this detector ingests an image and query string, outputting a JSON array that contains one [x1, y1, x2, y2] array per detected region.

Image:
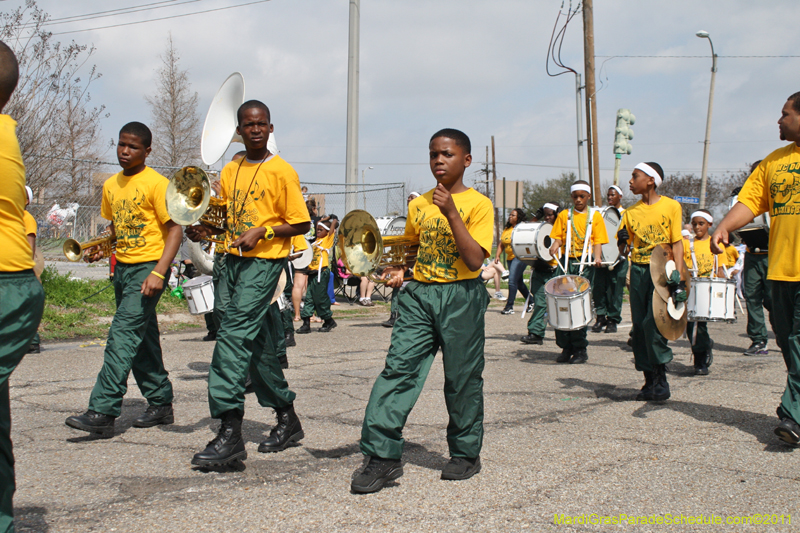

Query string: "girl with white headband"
[[547, 179, 608, 365], [297, 218, 338, 334], [682, 209, 737, 375], [618, 161, 686, 401], [591, 186, 628, 334]]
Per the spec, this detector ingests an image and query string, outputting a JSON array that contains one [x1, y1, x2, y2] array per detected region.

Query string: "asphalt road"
[[11, 297, 799, 532]]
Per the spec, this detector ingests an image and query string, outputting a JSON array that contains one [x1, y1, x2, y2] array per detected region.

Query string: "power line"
[[37, 1, 202, 28], [51, 0, 272, 35], [597, 55, 800, 59]]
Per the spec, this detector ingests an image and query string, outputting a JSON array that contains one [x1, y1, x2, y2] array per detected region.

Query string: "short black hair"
[[430, 128, 471, 155], [0, 40, 19, 110], [789, 93, 800, 114], [237, 100, 270, 125], [749, 160, 762, 174], [119, 122, 152, 148], [695, 208, 712, 216], [644, 162, 664, 183]]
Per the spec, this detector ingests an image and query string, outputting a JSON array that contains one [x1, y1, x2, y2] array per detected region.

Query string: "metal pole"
[[344, 0, 360, 213], [582, 0, 602, 206], [491, 136, 499, 249], [613, 154, 621, 186], [699, 37, 717, 209], [575, 72, 585, 183]]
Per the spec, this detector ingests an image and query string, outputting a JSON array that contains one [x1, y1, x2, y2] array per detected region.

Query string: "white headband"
[[543, 202, 559, 211], [608, 185, 623, 196], [317, 222, 330, 231], [409, 191, 420, 199], [570, 183, 592, 194], [681, 229, 691, 238], [690, 211, 713, 224], [634, 162, 662, 186]]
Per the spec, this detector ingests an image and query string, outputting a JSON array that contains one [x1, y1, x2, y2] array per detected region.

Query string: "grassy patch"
[[39, 266, 194, 341]]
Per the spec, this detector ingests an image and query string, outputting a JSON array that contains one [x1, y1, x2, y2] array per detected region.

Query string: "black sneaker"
[[775, 418, 800, 445], [604, 322, 617, 334], [500, 307, 514, 315], [525, 302, 535, 315], [132, 404, 174, 428], [441, 456, 481, 480], [351, 457, 404, 494], [569, 349, 588, 364], [65, 410, 116, 438], [520, 334, 544, 345], [591, 316, 607, 333], [556, 348, 571, 364], [744, 341, 768, 356]]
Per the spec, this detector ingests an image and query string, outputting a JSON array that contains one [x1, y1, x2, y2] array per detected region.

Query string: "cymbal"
[[652, 288, 687, 340], [650, 244, 673, 301]]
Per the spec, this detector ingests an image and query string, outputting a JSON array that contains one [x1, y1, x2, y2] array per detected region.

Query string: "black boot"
[[296, 317, 311, 334], [635, 371, 655, 401], [285, 331, 296, 347], [65, 410, 116, 438], [133, 404, 174, 428], [278, 353, 289, 370], [591, 316, 607, 333], [320, 317, 337, 332], [651, 364, 670, 401], [192, 410, 246, 467], [381, 312, 398, 328], [258, 403, 304, 452]]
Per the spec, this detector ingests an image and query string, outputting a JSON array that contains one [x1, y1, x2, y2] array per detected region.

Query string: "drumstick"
[[521, 293, 531, 319]]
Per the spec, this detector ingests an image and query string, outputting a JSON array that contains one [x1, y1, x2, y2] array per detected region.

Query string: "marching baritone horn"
[[338, 210, 418, 283], [165, 166, 227, 241], [63, 229, 116, 262]]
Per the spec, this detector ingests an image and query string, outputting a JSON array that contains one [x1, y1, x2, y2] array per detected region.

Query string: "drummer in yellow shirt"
[[548, 180, 608, 364], [682, 209, 735, 375], [297, 219, 337, 333], [711, 92, 800, 446]]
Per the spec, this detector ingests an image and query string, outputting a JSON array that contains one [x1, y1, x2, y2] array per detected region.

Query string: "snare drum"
[[375, 216, 407, 236], [511, 222, 554, 263], [686, 277, 736, 323], [594, 206, 621, 266], [545, 274, 594, 330], [183, 275, 214, 315]]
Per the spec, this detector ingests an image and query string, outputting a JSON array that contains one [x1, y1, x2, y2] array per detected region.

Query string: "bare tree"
[[0, 0, 109, 203], [145, 35, 201, 170]]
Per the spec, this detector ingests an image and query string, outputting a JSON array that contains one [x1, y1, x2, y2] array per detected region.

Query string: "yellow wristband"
[[151, 270, 165, 280]]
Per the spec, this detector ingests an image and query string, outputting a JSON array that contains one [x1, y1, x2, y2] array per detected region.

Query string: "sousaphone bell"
[[338, 210, 418, 282]]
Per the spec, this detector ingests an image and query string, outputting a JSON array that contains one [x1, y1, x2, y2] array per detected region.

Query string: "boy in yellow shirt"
[[0, 41, 45, 531], [683, 209, 735, 375], [297, 218, 337, 333], [548, 181, 608, 364], [65, 122, 183, 437], [187, 101, 310, 467], [351, 129, 493, 493], [618, 162, 686, 401]]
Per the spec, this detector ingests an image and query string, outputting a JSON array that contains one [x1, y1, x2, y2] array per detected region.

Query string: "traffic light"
[[613, 108, 635, 155]]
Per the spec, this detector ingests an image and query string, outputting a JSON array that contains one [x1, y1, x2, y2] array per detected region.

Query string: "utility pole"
[[582, 0, 602, 206], [491, 135, 499, 248], [574, 72, 585, 183], [344, 0, 360, 213]]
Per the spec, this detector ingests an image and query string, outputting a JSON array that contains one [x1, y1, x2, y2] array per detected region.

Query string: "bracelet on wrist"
[[151, 270, 165, 280]]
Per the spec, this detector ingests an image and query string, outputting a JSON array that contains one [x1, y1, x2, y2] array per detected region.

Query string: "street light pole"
[[361, 166, 373, 210], [345, 0, 360, 213], [697, 30, 717, 209]]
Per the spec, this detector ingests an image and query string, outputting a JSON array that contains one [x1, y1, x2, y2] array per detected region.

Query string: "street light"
[[696, 30, 717, 209], [361, 166, 373, 211]]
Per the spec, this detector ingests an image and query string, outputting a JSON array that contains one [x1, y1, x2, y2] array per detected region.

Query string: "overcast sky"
[[4, 0, 799, 195]]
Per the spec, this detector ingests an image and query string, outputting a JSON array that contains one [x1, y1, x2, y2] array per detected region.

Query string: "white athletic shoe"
[[494, 291, 507, 301]]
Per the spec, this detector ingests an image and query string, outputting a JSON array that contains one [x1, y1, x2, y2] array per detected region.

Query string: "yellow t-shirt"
[[550, 208, 609, 259], [220, 155, 310, 259], [291, 234, 309, 253], [500, 226, 515, 260], [683, 237, 735, 277], [406, 188, 494, 283], [23, 211, 37, 236], [737, 144, 800, 281], [620, 196, 683, 265], [0, 115, 34, 272], [308, 232, 334, 270], [101, 167, 171, 263]]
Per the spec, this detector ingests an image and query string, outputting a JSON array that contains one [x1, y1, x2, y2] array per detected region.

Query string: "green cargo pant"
[[360, 278, 490, 460], [390, 286, 400, 315], [526, 268, 556, 337], [686, 321, 711, 358], [629, 263, 673, 372], [591, 259, 628, 324], [208, 255, 295, 418], [772, 281, 800, 424], [0, 271, 44, 532], [88, 261, 174, 417], [266, 301, 287, 363], [282, 264, 293, 335], [300, 268, 332, 320], [554, 260, 594, 352], [212, 252, 230, 332], [744, 253, 773, 344]]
